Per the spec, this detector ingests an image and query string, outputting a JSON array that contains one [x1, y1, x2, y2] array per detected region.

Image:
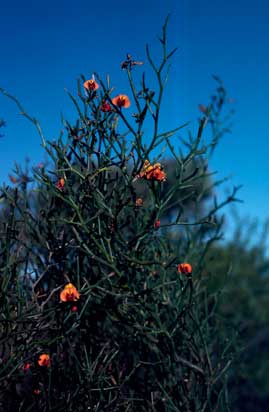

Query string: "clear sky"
[[1, 0, 269, 231]]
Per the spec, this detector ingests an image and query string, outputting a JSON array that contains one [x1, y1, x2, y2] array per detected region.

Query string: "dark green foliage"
[[203, 219, 269, 412], [0, 19, 237, 411]]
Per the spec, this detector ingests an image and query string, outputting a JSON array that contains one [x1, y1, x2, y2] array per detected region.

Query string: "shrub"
[[0, 18, 238, 412]]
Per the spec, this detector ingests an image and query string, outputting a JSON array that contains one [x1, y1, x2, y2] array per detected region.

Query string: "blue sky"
[[1, 0, 268, 232]]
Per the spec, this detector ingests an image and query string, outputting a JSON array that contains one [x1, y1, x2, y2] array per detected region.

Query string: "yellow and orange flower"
[[83, 78, 99, 91], [38, 353, 50, 367], [60, 283, 80, 302], [112, 94, 131, 108], [138, 160, 166, 182], [177, 263, 192, 276]]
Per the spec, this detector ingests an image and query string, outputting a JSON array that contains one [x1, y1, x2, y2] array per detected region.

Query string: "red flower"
[[100, 101, 112, 112], [60, 283, 80, 302], [177, 263, 192, 276], [154, 219, 161, 229], [71, 305, 78, 312], [83, 77, 99, 91], [22, 362, 31, 371], [112, 94, 131, 108], [33, 389, 41, 395], [38, 354, 50, 367], [56, 178, 65, 191]]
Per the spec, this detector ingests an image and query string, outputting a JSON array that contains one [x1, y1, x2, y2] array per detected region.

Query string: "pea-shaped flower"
[[60, 283, 80, 302], [177, 263, 192, 276], [38, 353, 51, 367]]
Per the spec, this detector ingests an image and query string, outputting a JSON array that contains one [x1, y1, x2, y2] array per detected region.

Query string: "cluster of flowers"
[[83, 76, 131, 112], [137, 160, 167, 182]]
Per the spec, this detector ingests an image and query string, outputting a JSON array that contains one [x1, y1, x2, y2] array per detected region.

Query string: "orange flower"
[[56, 178, 65, 191], [138, 160, 166, 182], [112, 94, 131, 108], [83, 77, 99, 91], [60, 283, 80, 302], [135, 198, 143, 207], [177, 263, 192, 276], [38, 354, 50, 367]]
